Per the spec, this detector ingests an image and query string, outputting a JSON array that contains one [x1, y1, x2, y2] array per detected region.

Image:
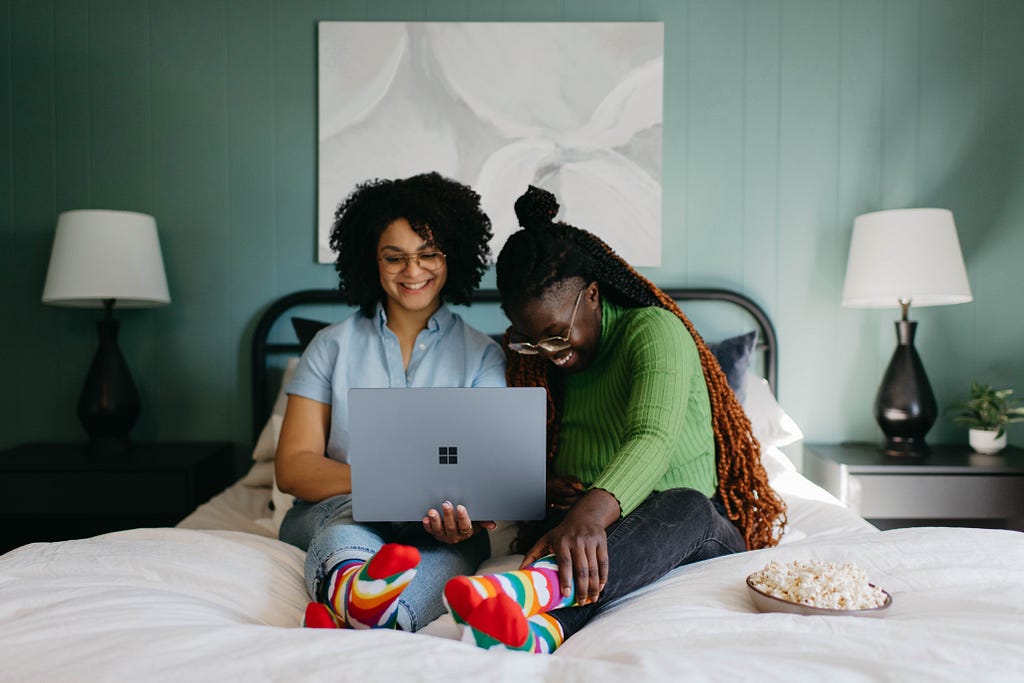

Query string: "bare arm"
[[275, 394, 351, 502]]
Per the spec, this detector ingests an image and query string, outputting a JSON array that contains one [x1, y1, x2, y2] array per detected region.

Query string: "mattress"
[[3, 450, 1022, 681]]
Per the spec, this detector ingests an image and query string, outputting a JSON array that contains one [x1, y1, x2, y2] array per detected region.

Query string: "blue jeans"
[[545, 488, 745, 640], [279, 494, 490, 632]]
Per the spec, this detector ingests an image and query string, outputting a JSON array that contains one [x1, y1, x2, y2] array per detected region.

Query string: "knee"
[[660, 487, 712, 514], [649, 488, 719, 530]]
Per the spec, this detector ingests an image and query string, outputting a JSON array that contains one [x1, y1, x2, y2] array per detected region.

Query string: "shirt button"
[[418, 343, 426, 350]]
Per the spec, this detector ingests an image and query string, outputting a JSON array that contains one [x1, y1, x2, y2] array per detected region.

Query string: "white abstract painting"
[[317, 22, 663, 266]]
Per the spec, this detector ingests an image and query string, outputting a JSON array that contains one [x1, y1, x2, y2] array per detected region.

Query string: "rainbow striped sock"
[[454, 593, 565, 653], [444, 555, 575, 622], [443, 555, 573, 653], [317, 543, 420, 630]]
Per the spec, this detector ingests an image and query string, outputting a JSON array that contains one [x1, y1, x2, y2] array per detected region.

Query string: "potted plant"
[[949, 382, 1024, 454]]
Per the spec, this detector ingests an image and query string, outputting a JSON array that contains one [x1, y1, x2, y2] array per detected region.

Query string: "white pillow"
[[251, 358, 300, 462], [742, 372, 804, 448], [760, 445, 798, 482], [253, 410, 296, 533], [239, 460, 275, 488]]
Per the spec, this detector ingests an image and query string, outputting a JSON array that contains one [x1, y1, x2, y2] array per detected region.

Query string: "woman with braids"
[[441, 185, 786, 654], [276, 172, 505, 633]]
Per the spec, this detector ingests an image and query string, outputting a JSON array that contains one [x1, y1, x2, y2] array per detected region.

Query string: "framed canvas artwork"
[[318, 22, 664, 266]]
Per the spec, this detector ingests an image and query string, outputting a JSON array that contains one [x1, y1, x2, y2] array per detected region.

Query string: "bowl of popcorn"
[[746, 559, 892, 617]]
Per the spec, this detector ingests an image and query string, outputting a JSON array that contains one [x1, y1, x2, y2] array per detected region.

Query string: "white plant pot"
[[969, 428, 1006, 455]]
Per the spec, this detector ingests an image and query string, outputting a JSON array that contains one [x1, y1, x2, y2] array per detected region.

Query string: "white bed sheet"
[[2, 452, 1022, 681]]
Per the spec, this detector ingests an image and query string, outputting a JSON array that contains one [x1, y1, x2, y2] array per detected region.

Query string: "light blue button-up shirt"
[[286, 303, 506, 463]]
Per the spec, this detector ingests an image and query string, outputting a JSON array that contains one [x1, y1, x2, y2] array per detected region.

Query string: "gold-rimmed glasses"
[[508, 286, 587, 355], [378, 250, 447, 274]]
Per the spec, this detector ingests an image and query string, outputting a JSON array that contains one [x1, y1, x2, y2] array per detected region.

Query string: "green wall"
[[3, 0, 1022, 469]]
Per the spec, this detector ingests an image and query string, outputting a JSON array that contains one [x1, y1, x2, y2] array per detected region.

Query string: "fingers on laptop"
[[423, 501, 477, 543]]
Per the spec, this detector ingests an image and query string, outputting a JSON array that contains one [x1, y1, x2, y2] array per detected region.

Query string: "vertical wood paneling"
[[646, 0, 687, 284], [741, 0, 780, 316], [880, 0, 919, 208], [330, 0, 368, 18], [499, 0, 563, 21], [467, 0, 501, 20], [367, 0, 426, 21], [564, 0, 641, 21], [835, 0, 885, 440], [915, 0, 983, 443], [425, 0, 469, 19], [687, 0, 744, 288], [0, 0, 11, 443], [227, 0, 277, 465], [9, 0, 57, 441], [973, 0, 1024, 411], [275, 1, 333, 296], [777, 0, 840, 438], [3, 0, 1024, 454], [53, 0, 91, 213], [90, 0, 152, 211], [150, 0, 231, 439]]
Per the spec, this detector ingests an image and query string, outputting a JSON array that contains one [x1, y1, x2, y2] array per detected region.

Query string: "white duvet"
[[2, 465, 1023, 681]]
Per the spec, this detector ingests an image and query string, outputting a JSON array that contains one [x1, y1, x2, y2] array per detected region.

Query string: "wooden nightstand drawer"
[[848, 473, 1024, 519], [804, 443, 1024, 526], [0, 442, 234, 552], [1, 471, 192, 514]]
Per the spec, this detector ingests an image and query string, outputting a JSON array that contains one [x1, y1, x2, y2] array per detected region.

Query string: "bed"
[[2, 287, 1022, 682]]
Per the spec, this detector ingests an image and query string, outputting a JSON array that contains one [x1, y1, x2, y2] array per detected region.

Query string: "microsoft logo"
[[438, 446, 458, 464]]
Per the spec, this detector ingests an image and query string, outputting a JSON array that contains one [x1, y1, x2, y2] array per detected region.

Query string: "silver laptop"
[[347, 387, 548, 522]]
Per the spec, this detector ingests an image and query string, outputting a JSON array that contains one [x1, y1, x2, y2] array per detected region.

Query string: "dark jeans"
[[547, 488, 745, 640]]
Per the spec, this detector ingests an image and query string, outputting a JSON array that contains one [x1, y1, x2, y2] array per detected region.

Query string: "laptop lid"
[[348, 387, 548, 522]]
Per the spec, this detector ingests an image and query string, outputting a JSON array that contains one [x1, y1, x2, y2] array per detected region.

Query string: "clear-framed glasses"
[[377, 250, 447, 274], [508, 286, 587, 356]]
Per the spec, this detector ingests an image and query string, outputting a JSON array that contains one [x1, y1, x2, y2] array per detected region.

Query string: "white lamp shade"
[[42, 209, 171, 308], [841, 208, 972, 308]]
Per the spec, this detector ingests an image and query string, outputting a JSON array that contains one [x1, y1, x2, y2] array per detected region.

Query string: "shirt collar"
[[376, 302, 453, 335]]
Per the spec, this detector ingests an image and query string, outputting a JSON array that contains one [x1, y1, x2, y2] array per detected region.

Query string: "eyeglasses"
[[378, 250, 447, 274], [508, 286, 586, 356]]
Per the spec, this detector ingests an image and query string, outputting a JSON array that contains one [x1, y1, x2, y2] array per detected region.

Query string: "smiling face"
[[506, 279, 602, 373], [377, 217, 448, 319]]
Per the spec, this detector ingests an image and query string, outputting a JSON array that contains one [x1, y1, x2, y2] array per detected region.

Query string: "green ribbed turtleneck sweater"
[[555, 299, 717, 516]]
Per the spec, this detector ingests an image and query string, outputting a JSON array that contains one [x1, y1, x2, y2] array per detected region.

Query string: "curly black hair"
[[328, 172, 493, 317]]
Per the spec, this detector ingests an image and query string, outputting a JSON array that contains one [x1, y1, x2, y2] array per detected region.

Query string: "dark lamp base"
[[880, 436, 930, 458], [78, 303, 141, 455], [87, 436, 134, 459], [873, 319, 937, 462]]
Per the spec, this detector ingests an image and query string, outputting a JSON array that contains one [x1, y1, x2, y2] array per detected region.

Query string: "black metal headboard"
[[250, 287, 778, 442]]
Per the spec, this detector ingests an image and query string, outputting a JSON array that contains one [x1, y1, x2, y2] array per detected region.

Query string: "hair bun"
[[514, 185, 559, 231]]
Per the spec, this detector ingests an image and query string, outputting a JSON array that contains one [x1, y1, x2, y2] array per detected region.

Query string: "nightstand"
[[0, 442, 234, 553], [804, 443, 1024, 529]]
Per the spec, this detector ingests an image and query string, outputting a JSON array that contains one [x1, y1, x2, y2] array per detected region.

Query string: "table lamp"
[[42, 210, 171, 456], [842, 208, 972, 457]]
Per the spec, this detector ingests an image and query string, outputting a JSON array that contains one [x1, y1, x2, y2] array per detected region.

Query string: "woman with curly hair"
[[442, 186, 786, 654], [276, 172, 505, 633]]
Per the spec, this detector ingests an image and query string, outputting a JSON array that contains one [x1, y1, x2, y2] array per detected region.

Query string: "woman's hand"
[[547, 475, 585, 511], [422, 501, 496, 544], [522, 488, 621, 605]]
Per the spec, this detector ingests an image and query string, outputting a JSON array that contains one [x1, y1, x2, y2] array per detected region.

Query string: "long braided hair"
[[495, 186, 786, 550]]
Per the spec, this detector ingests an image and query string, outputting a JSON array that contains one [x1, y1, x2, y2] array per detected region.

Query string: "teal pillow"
[[708, 330, 757, 403]]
